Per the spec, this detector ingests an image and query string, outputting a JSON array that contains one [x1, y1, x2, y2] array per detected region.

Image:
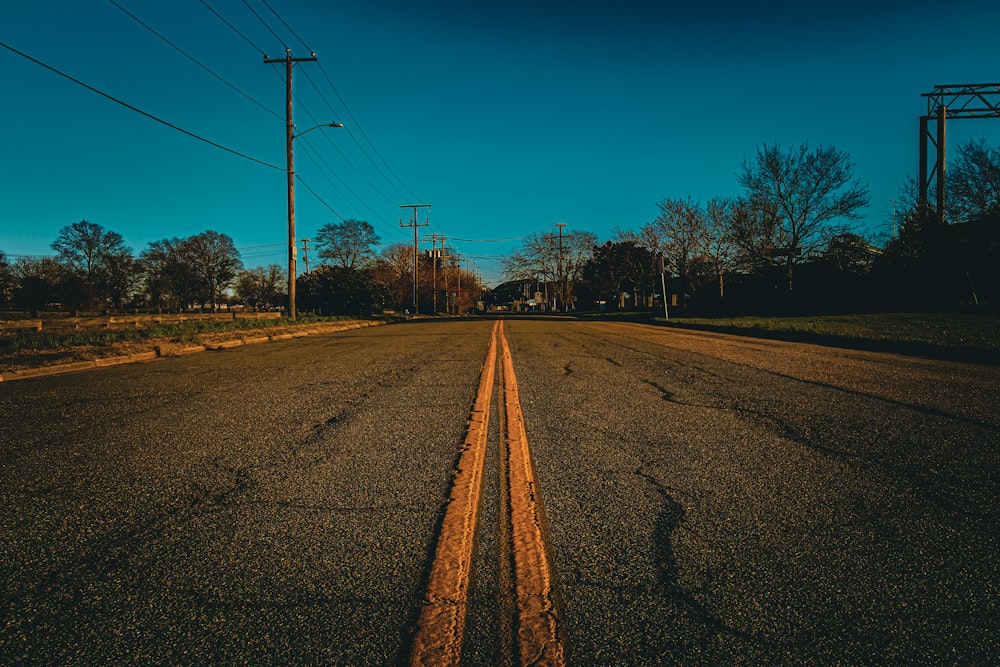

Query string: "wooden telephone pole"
[[400, 204, 430, 313], [264, 48, 316, 320]]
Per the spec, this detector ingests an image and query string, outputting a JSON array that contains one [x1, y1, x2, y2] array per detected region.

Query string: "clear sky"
[[2, 0, 999, 285]]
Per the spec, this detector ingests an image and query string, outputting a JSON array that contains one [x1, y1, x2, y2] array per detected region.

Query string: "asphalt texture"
[[1, 320, 493, 665], [504, 318, 999, 665], [2, 317, 998, 665]]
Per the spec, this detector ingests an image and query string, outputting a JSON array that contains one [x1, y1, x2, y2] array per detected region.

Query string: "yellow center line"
[[410, 320, 499, 667], [410, 319, 565, 666], [499, 320, 567, 666]]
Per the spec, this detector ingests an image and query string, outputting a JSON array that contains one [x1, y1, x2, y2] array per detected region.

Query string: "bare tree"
[[51, 220, 130, 307], [104, 249, 143, 310], [502, 229, 596, 311], [738, 142, 869, 291], [643, 197, 707, 311], [559, 230, 597, 311], [947, 138, 1000, 224], [704, 197, 738, 301], [0, 251, 14, 306], [140, 237, 192, 311], [502, 233, 559, 284], [315, 219, 381, 269], [12, 257, 64, 315], [234, 265, 286, 310], [727, 197, 782, 274], [181, 231, 242, 311], [371, 244, 413, 311]]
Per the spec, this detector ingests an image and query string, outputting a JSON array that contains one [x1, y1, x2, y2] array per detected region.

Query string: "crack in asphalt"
[[635, 467, 762, 649]]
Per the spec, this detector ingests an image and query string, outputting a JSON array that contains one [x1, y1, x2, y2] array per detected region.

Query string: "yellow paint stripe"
[[499, 321, 567, 666], [410, 320, 500, 666]]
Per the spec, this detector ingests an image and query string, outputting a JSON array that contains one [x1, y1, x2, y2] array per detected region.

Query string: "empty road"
[[2, 318, 997, 665]]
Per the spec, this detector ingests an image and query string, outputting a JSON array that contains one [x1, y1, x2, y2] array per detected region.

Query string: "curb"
[[0, 320, 387, 383], [204, 340, 244, 351], [94, 351, 159, 367]]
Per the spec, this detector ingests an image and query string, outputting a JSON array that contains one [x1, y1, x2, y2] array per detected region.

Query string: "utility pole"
[[301, 238, 312, 274], [400, 204, 430, 313], [264, 48, 317, 320], [427, 233, 446, 314], [556, 223, 567, 312], [659, 254, 669, 321], [891, 200, 897, 239], [440, 245, 453, 315]]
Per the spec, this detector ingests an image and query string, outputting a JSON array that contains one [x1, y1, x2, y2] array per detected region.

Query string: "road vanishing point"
[[2, 317, 997, 665]]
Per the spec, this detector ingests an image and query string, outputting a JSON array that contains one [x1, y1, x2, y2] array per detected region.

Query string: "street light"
[[285, 121, 343, 320], [294, 121, 344, 138]]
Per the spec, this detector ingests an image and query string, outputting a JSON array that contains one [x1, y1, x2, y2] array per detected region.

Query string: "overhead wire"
[[299, 66, 413, 204], [315, 60, 424, 204], [253, 0, 424, 205], [0, 39, 285, 172], [237, 242, 285, 251], [197, 0, 268, 57], [240, 0, 287, 50], [294, 94, 404, 208], [447, 226, 559, 243], [109, 0, 283, 122], [296, 139, 407, 240], [285, 79, 410, 238], [295, 174, 345, 220], [200, 3, 451, 260], [259, 0, 312, 54]]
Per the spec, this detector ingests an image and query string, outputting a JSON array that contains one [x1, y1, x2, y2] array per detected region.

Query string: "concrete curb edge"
[[0, 319, 387, 383]]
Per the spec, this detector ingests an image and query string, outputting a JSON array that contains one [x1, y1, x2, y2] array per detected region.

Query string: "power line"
[[246, 2, 425, 204], [296, 139, 407, 241], [296, 174, 345, 220], [258, 0, 421, 205], [300, 67, 413, 203], [237, 242, 285, 251], [0, 39, 285, 171], [198, 0, 267, 56], [259, 0, 312, 54], [315, 60, 423, 203], [448, 227, 558, 243], [241, 0, 287, 51], [289, 92, 401, 207], [240, 4, 425, 211], [110, 0, 283, 122]]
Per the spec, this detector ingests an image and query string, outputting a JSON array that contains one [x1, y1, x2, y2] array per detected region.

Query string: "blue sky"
[[2, 0, 998, 284]]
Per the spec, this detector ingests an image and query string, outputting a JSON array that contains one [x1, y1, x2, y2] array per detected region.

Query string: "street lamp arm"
[[293, 121, 344, 139]]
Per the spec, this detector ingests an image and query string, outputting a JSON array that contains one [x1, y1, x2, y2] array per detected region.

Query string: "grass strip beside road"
[[0, 314, 403, 372], [582, 311, 1000, 363], [3, 314, 381, 350]]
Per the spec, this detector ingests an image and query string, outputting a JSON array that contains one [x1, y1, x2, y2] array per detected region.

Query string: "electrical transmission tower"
[[919, 83, 1000, 221]]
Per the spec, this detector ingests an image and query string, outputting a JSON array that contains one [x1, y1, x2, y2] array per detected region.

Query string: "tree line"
[[502, 140, 1000, 314], [301, 219, 486, 316], [0, 218, 486, 317], [0, 222, 250, 315]]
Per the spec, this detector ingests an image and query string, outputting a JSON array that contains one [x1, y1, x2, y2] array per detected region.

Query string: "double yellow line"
[[410, 320, 566, 666]]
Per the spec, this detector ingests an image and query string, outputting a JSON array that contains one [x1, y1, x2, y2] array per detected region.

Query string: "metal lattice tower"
[[919, 83, 1000, 220]]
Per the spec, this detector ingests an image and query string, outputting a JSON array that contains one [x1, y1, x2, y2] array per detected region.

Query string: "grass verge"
[[580, 310, 1000, 364], [2, 314, 357, 351], [0, 314, 403, 372], [665, 312, 999, 363]]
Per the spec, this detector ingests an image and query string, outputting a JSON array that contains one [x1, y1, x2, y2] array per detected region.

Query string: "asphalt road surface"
[[2, 317, 997, 665]]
